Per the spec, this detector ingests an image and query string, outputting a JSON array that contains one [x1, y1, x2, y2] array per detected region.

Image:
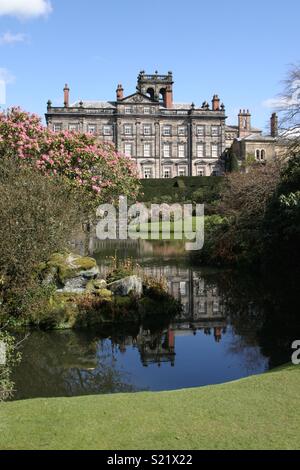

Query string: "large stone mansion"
[[45, 71, 280, 178]]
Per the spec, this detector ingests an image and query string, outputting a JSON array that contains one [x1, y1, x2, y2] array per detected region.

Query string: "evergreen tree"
[[229, 151, 239, 172]]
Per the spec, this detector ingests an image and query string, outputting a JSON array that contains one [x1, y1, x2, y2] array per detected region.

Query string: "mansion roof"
[[237, 133, 276, 142], [70, 101, 116, 109], [69, 99, 204, 111]]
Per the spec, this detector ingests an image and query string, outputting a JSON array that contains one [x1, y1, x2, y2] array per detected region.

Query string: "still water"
[[11, 239, 300, 400]]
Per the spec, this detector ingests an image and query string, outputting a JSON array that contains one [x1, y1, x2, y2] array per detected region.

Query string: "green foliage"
[[138, 176, 224, 206], [106, 257, 140, 284], [191, 215, 230, 265], [196, 152, 300, 268], [0, 330, 21, 401], [263, 154, 300, 267], [225, 149, 239, 173], [242, 153, 256, 170], [229, 152, 239, 172], [0, 158, 81, 317], [142, 275, 169, 300]]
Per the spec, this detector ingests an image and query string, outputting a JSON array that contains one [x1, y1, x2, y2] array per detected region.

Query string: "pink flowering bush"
[[0, 108, 140, 210]]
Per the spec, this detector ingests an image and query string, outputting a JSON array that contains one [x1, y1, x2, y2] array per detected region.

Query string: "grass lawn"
[[132, 216, 202, 237], [0, 364, 299, 450]]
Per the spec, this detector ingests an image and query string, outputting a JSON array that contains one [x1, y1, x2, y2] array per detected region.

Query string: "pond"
[[11, 238, 300, 400]]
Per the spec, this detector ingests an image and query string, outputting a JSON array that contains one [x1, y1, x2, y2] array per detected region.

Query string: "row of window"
[[143, 167, 218, 179], [53, 123, 222, 137], [124, 124, 221, 137], [124, 142, 220, 159], [161, 125, 221, 137], [53, 123, 113, 136]]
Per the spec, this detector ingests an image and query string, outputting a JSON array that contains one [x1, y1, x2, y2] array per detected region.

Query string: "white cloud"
[[263, 81, 300, 110], [262, 97, 290, 109], [0, 32, 28, 45], [263, 96, 300, 110], [0, 68, 16, 84], [0, 0, 52, 19]]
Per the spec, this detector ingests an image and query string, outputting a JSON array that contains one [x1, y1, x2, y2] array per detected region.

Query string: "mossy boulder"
[[94, 289, 112, 299], [86, 279, 107, 293], [108, 275, 143, 297], [42, 253, 99, 292]]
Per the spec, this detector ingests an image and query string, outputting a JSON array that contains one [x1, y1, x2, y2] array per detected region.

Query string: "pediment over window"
[[120, 92, 156, 104], [140, 159, 155, 165]]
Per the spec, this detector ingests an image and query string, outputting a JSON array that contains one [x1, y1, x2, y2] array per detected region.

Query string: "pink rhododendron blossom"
[[0, 108, 140, 207]]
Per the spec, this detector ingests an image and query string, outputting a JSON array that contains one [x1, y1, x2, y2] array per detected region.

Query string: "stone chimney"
[[271, 112, 278, 137], [238, 109, 251, 138], [64, 84, 70, 108], [212, 94, 220, 111], [165, 84, 173, 109], [116, 84, 124, 101]]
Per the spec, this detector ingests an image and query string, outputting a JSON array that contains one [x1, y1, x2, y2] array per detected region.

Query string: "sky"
[[0, 0, 299, 130]]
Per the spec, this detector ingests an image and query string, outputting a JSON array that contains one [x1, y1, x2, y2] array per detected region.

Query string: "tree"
[[224, 149, 239, 173], [263, 153, 300, 267], [274, 64, 300, 154], [0, 108, 140, 211], [229, 152, 239, 173], [0, 330, 22, 401], [0, 157, 82, 318], [212, 161, 282, 264]]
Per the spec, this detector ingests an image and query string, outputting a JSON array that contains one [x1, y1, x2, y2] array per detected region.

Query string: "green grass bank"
[[0, 364, 299, 450]]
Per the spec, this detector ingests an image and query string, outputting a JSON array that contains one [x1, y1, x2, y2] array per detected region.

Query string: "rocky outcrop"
[[107, 275, 143, 298], [34, 253, 181, 330], [42, 253, 100, 293]]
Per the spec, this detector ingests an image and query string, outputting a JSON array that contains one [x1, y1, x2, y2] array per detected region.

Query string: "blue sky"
[[0, 0, 299, 130]]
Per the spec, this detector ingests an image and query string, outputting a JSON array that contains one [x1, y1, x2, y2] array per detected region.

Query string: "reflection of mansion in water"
[[71, 237, 227, 367], [119, 265, 227, 368], [143, 265, 225, 323]]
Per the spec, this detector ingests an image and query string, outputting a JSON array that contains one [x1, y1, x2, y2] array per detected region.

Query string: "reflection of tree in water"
[[12, 330, 137, 400], [205, 269, 300, 370], [64, 340, 136, 396], [225, 332, 267, 373]]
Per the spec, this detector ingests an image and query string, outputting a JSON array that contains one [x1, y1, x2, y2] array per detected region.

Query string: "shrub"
[[106, 257, 141, 284], [142, 275, 169, 300], [0, 157, 80, 317], [0, 330, 21, 401], [0, 108, 140, 212]]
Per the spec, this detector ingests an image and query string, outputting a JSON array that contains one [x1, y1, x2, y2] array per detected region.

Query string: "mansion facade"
[[45, 71, 280, 179]]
